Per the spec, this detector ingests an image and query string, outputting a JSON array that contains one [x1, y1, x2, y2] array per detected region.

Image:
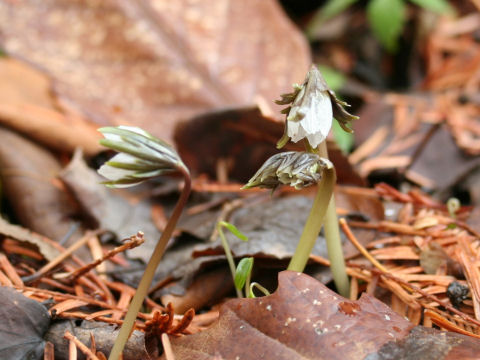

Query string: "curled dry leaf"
[[163, 271, 480, 360], [0, 127, 83, 246], [0, 0, 310, 144], [0, 217, 60, 262]]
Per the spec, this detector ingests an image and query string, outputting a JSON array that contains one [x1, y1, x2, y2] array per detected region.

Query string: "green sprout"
[[97, 126, 191, 360], [243, 65, 358, 297], [217, 221, 249, 298], [249, 282, 271, 298], [447, 197, 461, 219], [234, 257, 254, 298]]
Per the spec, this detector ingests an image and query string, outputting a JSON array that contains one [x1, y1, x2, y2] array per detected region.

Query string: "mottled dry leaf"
[[0, 286, 51, 360], [0, 0, 310, 144], [162, 271, 413, 360], [163, 271, 480, 360]]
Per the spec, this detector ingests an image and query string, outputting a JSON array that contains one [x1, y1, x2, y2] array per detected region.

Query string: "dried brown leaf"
[[164, 271, 480, 360], [0, 127, 83, 246], [0, 0, 310, 144]]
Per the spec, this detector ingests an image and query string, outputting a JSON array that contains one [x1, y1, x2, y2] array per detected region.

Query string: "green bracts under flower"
[[242, 151, 333, 190]]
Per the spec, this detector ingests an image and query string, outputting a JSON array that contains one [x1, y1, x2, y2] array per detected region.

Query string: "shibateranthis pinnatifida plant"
[[244, 65, 358, 297], [97, 126, 191, 360]]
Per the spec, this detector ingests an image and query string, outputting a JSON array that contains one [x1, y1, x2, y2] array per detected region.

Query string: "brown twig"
[[64, 330, 101, 360]]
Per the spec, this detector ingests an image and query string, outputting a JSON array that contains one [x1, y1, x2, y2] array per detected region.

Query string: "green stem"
[[287, 166, 335, 272], [317, 141, 349, 297], [249, 282, 271, 297], [108, 168, 191, 360], [245, 261, 252, 298], [218, 224, 243, 298]]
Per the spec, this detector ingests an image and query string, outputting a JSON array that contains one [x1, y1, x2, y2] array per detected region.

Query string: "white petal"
[[98, 164, 135, 181], [109, 152, 139, 165], [287, 121, 308, 143], [103, 132, 122, 143], [301, 93, 332, 148], [103, 126, 150, 143], [118, 125, 150, 137]]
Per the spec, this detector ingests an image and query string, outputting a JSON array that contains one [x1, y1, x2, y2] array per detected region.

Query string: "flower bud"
[[97, 126, 187, 188], [242, 151, 332, 190]]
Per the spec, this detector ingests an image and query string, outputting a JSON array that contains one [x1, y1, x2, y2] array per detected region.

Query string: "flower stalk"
[[245, 65, 356, 297], [96, 126, 191, 360], [316, 141, 349, 296], [108, 171, 190, 360], [287, 160, 335, 272]]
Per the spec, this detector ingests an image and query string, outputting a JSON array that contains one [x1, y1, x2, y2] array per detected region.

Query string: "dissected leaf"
[[0, 0, 310, 144], [367, 0, 406, 52], [0, 286, 51, 360]]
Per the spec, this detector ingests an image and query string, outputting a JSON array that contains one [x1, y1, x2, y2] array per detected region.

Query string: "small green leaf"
[[234, 257, 254, 290], [408, 0, 454, 14], [367, 0, 406, 52], [317, 0, 358, 22], [317, 65, 346, 92], [306, 0, 359, 39], [332, 120, 354, 153], [219, 221, 248, 241], [446, 223, 457, 230]]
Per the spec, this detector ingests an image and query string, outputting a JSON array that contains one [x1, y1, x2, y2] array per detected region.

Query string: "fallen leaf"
[[59, 149, 161, 262], [44, 320, 147, 360], [175, 106, 364, 184], [163, 271, 480, 360], [0, 127, 83, 246], [154, 196, 331, 291], [0, 286, 51, 360], [162, 271, 413, 359], [408, 125, 480, 191], [0, 0, 310, 144], [0, 217, 60, 262], [0, 58, 102, 156]]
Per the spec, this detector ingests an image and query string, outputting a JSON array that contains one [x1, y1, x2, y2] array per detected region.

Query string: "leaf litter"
[[1, 1, 480, 359]]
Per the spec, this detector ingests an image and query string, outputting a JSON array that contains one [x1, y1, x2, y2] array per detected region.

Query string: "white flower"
[[97, 126, 186, 188], [276, 65, 358, 149], [286, 83, 332, 148]]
